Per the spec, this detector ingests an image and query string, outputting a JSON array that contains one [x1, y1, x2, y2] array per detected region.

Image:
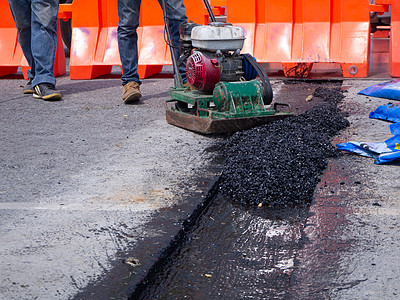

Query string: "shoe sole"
[[23, 89, 34, 94], [123, 92, 142, 104], [33, 92, 62, 101]]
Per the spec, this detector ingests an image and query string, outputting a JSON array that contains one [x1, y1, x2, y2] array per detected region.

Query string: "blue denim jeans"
[[8, 0, 59, 87], [117, 0, 187, 86]]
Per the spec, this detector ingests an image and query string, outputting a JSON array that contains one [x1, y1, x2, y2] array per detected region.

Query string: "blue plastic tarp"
[[369, 103, 400, 123], [337, 136, 400, 164], [337, 129, 400, 164], [390, 122, 400, 135], [338, 83, 400, 164], [358, 80, 400, 101]]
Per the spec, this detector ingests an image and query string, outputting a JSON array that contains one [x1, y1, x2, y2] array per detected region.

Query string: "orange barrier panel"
[[379, 0, 400, 77], [138, 0, 212, 77], [372, 0, 399, 77], [0, 2, 22, 77], [389, 0, 400, 77], [331, 0, 371, 77], [212, 0, 372, 78], [64, 0, 210, 80], [0, 1, 66, 79], [138, 0, 210, 78], [137, 0, 170, 78], [60, 0, 117, 79]]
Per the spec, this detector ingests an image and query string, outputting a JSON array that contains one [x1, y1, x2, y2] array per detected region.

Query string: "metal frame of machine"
[[161, 0, 292, 134]]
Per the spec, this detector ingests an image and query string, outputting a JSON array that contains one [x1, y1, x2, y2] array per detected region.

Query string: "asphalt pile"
[[219, 87, 350, 207]]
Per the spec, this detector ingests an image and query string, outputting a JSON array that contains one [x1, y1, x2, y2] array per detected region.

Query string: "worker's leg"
[[8, 0, 35, 80], [117, 0, 142, 86], [159, 0, 188, 82], [30, 0, 59, 87]]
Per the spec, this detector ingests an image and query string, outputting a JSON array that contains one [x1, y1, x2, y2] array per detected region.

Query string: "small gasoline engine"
[[180, 22, 258, 91], [163, 0, 291, 134]]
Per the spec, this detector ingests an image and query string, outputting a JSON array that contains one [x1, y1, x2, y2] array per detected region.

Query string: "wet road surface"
[[2, 76, 399, 299], [129, 80, 400, 299], [132, 195, 309, 299], [130, 83, 348, 299]]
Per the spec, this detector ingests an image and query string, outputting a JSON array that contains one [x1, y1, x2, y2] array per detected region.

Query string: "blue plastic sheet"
[[337, 129, 400, 164], [390, 122, 400, 135], [358, 80, 400, 100], [369, 103, 400, 123], [338, 83, 400, 164]]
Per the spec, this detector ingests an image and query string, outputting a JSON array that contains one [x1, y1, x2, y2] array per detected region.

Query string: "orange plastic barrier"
[[0, 2, 22, 77], [374, 0, 400, 77], [137, 0, 211, 78], [59, 0, 118, 79], [212, 0, 372, 78], [0, 1, 66, 79], [62, 0, 210, 80], [370, 0, 399, 77], [390, 0, 400, 77]]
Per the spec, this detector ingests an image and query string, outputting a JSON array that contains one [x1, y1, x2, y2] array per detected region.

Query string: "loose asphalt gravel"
[[219, 87, 350, 206]]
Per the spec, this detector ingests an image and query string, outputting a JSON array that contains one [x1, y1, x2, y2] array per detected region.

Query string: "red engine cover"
[[186, 51, 221, 92]]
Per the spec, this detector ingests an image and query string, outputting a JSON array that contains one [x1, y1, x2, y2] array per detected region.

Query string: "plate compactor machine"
[[162, 0, 292, 134]]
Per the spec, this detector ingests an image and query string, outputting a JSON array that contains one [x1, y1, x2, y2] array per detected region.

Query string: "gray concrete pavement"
[[0, 73, 221, 299], [293, 80, 400, 299], [330, 81, 400, 299]]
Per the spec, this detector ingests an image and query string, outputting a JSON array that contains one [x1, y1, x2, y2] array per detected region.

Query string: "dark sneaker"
[[33, 83, 62, 101], [23, 79, 34, 94], [122, 81, 142, 104]]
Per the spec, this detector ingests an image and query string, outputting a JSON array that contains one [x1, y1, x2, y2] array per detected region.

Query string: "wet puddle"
[[131, 195, 309, 299], [131, 160, 355, 300]]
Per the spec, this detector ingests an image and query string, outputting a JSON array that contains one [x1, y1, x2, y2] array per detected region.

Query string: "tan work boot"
[[122, 81, 142, 104], [183, 82, 195, 90]]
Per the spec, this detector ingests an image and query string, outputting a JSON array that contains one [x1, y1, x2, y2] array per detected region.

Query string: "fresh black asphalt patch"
[[219, 87, 349, 207], [129, 83, 350, 299]]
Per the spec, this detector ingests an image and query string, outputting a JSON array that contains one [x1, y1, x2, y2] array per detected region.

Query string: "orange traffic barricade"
[[62, 0, 211, 80], [370, 0, 399, 77], [138, 0, 211, 78], [374, 0, 400, 77], [0, 0, 66, 79], [137, 0, 173, 79], [0, 2, 22, 77], [59, 0, 119, 79], [390, 0, 400, 77], [212, 0, 372, 78]]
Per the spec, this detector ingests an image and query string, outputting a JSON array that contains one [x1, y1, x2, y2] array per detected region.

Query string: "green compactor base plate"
[[165, 80, 292, 134]]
